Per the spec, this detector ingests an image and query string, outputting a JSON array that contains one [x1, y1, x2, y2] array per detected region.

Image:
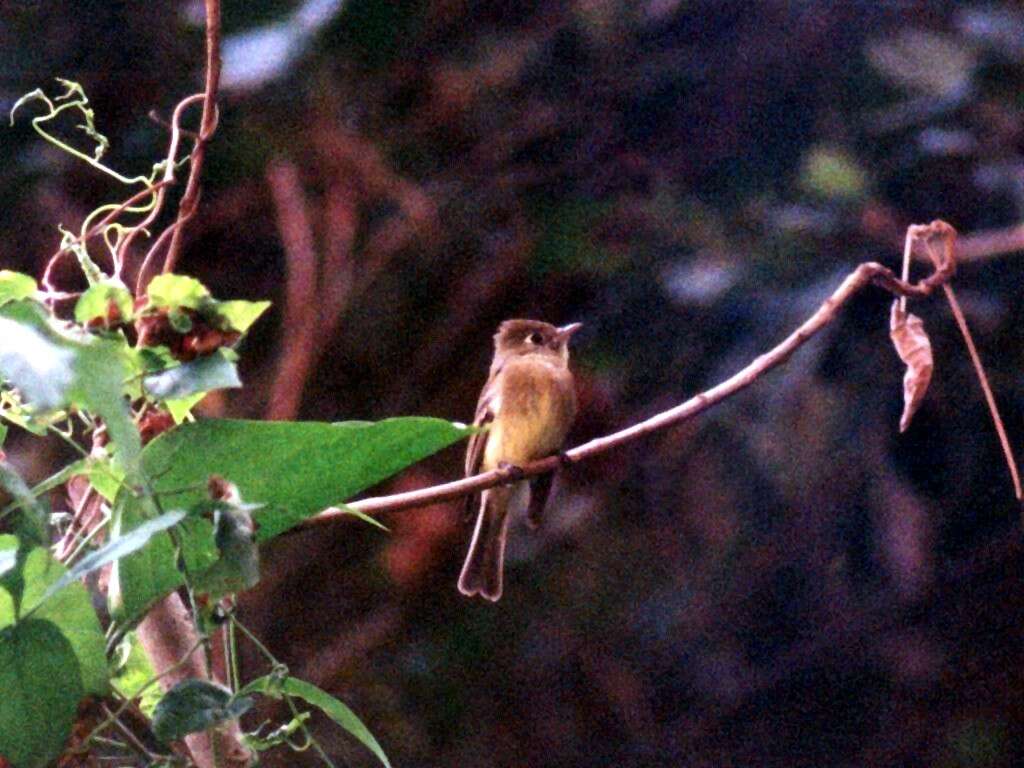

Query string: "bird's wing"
[[463, 370, 500, 518]]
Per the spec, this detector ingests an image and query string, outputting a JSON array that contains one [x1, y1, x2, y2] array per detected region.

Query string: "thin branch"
[[942, 282, 1021, 501], [955, 222, 1024, 262], [319, 182, 357, 338], [160, 0, 222, 278], [915, 228, 1023, 501], [41, 180, 173, 292], [265, 161, 320, 420], [305, 237, 955, 525], [123, 92, 205, 290]]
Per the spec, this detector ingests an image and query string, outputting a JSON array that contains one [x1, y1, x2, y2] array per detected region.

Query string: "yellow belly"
[[482, 359, 575, 469]]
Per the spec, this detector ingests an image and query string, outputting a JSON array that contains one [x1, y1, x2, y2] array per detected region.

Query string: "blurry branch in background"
[[266, 161, 320, 420], [261, 123, 439, 420], [955, 221, 1024, 262], [307, 220, 1022, 526]]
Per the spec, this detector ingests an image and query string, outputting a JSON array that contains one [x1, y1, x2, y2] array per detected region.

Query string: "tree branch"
[[305, 224, 957, 526], [265, 161, 319, 420], [955, 222, 1024, 262], [160, 0, 222, 279]]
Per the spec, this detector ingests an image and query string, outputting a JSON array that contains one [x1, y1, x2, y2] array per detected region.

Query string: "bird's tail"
[[458, 485, 520, 601]]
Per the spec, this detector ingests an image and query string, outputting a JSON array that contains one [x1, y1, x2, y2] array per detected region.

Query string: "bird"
[[458, 318, 581, 601]]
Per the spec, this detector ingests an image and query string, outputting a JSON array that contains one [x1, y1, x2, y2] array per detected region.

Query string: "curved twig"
[[41, 180, 173, 291], [305, 236, 957, 526], [914, 226, 1022, 500], [122, 92, 205, 288]]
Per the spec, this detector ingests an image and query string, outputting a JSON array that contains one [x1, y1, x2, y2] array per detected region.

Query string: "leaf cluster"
[[0, 256, 467, 765]]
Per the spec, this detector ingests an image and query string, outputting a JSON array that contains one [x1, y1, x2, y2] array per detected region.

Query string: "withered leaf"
[[890, 301, 933, 433]]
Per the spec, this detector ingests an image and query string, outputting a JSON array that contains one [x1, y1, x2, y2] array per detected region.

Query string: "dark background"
[[4, 1, 1024, 766]]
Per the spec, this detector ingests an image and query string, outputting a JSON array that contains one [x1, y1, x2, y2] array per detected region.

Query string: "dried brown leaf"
[[890, 301, 933, 433]]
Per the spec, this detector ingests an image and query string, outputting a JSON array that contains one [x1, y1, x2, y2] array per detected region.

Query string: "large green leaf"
[[241, 674, 391, 768], [111, 417, 471, 622], [0, 535, 108, 696], [0, 618, 82, 768]]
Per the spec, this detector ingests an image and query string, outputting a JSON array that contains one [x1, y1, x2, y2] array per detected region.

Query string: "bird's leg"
[[527, 471, 555, 529]]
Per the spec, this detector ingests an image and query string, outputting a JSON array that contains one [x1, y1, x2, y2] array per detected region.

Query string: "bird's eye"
[[528, 332, 544, 345]]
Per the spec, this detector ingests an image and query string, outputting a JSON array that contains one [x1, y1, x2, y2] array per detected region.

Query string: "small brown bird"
[[458, 319, 581, 601]]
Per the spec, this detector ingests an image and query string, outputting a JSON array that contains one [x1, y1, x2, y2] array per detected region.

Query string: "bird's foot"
[[496, 461, 526, 482]]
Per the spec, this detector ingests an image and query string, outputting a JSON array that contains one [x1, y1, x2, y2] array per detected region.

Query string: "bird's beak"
[[555, 322, 583, 343]]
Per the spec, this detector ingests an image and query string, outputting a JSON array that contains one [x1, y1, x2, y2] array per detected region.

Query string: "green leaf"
[[77, 455, 126, 504], [0, 301, 76, 410], [74, 282, 134, 325], [129, 344, 178, 375], [213, 300, 271, 333], [168, 308, 193, 333], [145, 274, 211, 310], [151, 679, 252, 743], [0, 536, 107, 696], [111, 417, 471, 622], [73, 339, 142, 480], [110, 631, 161, 719], [0, 618, 83, 768], [0, 458, 86, 519], [0, 549, 14, 579], [143, 350, 242, 401], [35, 509, 187, 611], [165, 392, 207, 424], [0, 271, 37, 306], [241, 674, 391, 768], [0, 301, 141, 478], [333, 504, 389, 532], [0, 459, 48, 545], [191, 501, 260, 599]]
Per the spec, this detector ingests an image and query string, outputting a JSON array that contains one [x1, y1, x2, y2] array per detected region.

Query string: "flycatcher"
[[458, 318, 582, 601]]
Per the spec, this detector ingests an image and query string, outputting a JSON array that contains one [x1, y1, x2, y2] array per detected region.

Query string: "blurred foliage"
[[4, 0, 1024, 766]]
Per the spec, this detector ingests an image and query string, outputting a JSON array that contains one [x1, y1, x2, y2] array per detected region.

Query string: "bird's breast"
[[483, 358, 576, 468]]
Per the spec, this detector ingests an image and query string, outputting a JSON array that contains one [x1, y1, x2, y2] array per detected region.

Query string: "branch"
[[160, 0, 222, 278], [136, 593, 251, 768], [305, 232, 955, 526], [41, 180, 173, 292], [127, 92, 205, 292], [955, 222, 1024, 262], [914, 227, 1023, 500], [265, 161, 319, 420]]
